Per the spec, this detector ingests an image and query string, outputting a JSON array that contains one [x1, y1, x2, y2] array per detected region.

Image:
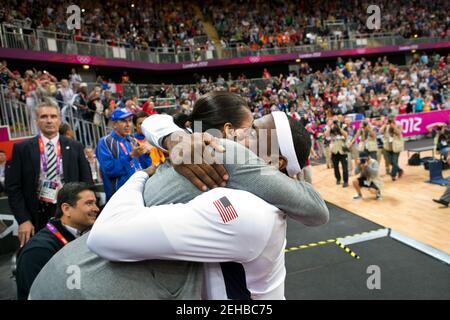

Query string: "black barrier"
[[0, 197, 19, 255]]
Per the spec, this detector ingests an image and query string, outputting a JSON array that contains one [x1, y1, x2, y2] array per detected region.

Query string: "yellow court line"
[[284, 228, 384, 254]]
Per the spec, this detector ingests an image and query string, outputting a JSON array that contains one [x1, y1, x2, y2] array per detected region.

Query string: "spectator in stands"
[[6, 99, 93, 248], [21, 70, 39, 134], [122, 72, 130, 83], [142, 96, 157, 115], [0, 60, 17, 85], [36, 79, 53, 100], [125, 99, 142, 114], [352, 151, 382, 200], [131, 111, 153, 169], [15, 182, 98, 300], [84, 146, 102, 184], [58, 122, 75, 140], [288, 105, 300, 120], [102, 90, 116, 125], [413, 90, 424, 113], [88, 90, 105, 126], [55, 79, 74, 110], [69, 68, 82, 89], [133, 111, 168, 169], [72, 83, 90, 121], [0, 150, 6, 194], [96, 108, 147, 201]]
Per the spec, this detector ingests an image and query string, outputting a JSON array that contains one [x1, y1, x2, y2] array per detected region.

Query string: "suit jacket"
[[5, 135, 93, 226]]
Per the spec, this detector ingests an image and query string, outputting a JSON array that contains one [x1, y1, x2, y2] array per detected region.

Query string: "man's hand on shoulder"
[[164, 131, 229, 191]]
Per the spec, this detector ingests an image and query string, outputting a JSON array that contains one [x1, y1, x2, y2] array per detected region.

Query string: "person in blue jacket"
[[132, 111, 152, 169], [96, 108, 149, 201]]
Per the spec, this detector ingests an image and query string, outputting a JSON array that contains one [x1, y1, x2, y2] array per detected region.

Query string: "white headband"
[[272, 111, 302, 178]]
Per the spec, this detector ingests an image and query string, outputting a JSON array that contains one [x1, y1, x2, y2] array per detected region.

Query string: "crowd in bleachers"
[[1, 0, 448, 52], [1, 53, 449, 137], [204, 0, 449, 49], [178, 54, 450, 123], [0, 0, 208, 50]]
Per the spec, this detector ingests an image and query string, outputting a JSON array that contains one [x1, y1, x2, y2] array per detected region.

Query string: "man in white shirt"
[[87, 112, 327, 300], [88, 171, 287, 300]]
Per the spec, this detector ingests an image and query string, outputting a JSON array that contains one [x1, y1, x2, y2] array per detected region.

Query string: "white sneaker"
[[353, 194, 362, 200]]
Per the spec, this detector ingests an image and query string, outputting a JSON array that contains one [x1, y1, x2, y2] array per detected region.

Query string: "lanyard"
[[38, 136, 62, 176], [117, 138, 141, 171], [46, 222, 69, 246], [119, 141, 129, 155]]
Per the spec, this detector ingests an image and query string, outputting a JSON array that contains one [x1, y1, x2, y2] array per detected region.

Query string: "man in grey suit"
[[29, 114, 328, 299]]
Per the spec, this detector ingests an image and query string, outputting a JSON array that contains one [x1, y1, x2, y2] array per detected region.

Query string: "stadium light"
[[82, 64, 90, 70], [295, 59, 301, 63], [131, 4, 135, 8]]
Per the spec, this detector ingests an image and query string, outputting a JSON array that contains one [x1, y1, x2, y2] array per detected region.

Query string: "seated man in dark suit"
[[15, 182, 98, 300]]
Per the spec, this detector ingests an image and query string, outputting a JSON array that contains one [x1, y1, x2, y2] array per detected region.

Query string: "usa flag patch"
[[213, 196, 238, 223]]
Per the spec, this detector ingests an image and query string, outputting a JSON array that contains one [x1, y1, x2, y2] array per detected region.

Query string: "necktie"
[[46, 142, 58, 180]]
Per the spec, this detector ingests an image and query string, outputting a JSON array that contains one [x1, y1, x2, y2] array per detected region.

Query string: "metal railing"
[[0, 84, 110, 148], [0, 74, 297, 143], [0, 91, 34, 139], [1, 24, 215, 64], [1, 24, 449, 65], [220, 33, 409, 57]]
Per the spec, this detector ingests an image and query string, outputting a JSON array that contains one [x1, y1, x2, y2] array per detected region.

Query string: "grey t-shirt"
[[29, 233, 202, 300], [30, 139, 328, 299]]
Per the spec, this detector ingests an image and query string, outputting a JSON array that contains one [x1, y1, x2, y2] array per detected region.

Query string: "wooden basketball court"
[[311, 151, 450, 254]]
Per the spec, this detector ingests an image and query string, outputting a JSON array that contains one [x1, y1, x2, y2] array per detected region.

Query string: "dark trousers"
[[367, 151, 377, 160], [332, 153, 348, 183], [440, 184, 450, 202], [387, 151, 403, 178]]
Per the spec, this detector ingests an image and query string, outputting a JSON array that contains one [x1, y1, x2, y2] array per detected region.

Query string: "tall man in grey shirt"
[[30, 114, 328, 299]]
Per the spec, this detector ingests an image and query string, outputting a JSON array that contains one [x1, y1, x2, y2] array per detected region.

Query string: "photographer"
[[325, 118, 349, 187], [374, 117, 391, 176], [349, 120, 378, 160], [433, 153, 450, 208], [381, 116, 404, 181], [352, 151, 382, 200], [343, 117, 359, 175], [427, 123, 449, 159]]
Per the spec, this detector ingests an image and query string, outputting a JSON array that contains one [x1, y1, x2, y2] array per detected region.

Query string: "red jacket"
[[142, 101, 158, 115]]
